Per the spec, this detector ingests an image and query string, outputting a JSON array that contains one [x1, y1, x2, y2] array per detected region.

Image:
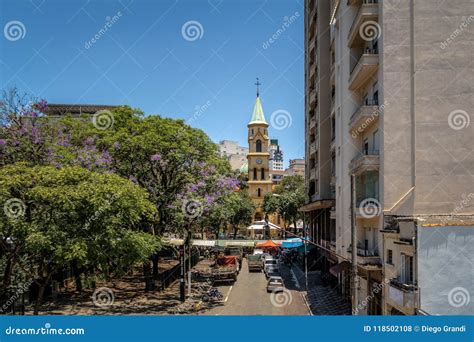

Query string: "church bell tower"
[[247, 79, 273, 222]]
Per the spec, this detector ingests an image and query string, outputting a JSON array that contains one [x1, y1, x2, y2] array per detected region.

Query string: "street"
[[204, 258, 310, 315]]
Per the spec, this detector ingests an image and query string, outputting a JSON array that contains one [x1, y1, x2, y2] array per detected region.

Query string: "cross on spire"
[[255, 77, 261, 97]]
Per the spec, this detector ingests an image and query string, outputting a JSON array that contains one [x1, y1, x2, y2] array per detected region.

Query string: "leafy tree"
[[0, 163, 159, 314], [262, 175, 305, 236], [226, 190, 255, 238]]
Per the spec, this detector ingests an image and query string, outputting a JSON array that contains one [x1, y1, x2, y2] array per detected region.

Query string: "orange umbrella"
[[256, 240, 281, 248]]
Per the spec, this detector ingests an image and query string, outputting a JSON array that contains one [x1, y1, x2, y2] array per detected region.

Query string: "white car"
[[267, 276, 284, 293], [264, 259, 279, 277]]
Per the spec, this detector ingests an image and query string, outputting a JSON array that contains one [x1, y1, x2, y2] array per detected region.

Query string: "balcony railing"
[[347, 0, 379, 47], [349, 50, 379, 91], [388, 277, 418, 309], [350, 48, 378, 74], [390, 277, 417, 292], [349, 99, 380, 134], [352, 149, 379, 160]]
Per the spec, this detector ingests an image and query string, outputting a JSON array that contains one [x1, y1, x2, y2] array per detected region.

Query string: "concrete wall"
[[382, 0, 474, 215]]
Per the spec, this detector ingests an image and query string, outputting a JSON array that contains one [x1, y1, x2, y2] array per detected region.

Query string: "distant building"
[[286, 158, 305, 178], [269, 139, 284, 171], [218, 140, 248, 171]]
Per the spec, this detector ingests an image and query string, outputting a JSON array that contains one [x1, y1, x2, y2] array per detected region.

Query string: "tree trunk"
[[2, 257, 13, 289], [143, 261, 153, 291], [33, 274, 51, 316], [152, 254, 159, 281], [233, 224, 238, 239], [294, 220, 298, 235], [71, 260, 82, 293]]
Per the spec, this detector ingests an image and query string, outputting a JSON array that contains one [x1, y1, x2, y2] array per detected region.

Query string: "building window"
[[253, 168, 257, 180], [261, 168, 265, 180], [256, 139, 262, 152], [387, 249, 393, 264], [257, 188, 261, 197]]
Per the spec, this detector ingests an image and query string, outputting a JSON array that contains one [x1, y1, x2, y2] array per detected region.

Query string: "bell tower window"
[[261, 168, 265, 180], [256, 139, 262, 152], [257, 188, 261, 197], [253, 168, 257, 180]]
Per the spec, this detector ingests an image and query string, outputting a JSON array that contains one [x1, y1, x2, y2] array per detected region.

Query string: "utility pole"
[[351, 173, 359, 314]]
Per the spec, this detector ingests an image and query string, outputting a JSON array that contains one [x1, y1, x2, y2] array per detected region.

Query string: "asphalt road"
[[204, 258, 309, 315]]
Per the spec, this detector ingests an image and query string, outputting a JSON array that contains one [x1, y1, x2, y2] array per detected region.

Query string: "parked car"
[[267, 276, 284, 293], [264, 259, 279, 277], [247, 254, 263, 272]]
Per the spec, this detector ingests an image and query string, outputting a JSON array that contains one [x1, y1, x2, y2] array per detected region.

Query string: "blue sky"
[[0, 0, 304, 165]]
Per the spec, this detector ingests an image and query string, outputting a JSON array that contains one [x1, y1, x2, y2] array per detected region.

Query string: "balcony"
[[350, 149, 379, 174], [388, 278, 418, 309], [349, 99, 380, 135], [310, 168, 317, 180], [309, 91, 316, 105], [309, 65, 316, 80], [347, 0, 379, 48], [349, 50, 379, 91], [309, 141, 317, 155], [309, 116, 317, 132], [347, 245, 381, 266]]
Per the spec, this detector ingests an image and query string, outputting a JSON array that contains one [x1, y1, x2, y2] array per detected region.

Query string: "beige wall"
[[382, 0, 474, 216]]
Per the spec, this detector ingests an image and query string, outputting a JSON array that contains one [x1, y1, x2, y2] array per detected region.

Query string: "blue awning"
[[282, 238, 303, 249]]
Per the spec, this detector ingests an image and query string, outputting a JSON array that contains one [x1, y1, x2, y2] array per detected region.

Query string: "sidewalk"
[[291, 264, 351, 315]]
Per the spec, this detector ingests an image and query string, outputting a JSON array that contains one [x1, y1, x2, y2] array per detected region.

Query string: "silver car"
[[267, 276, 284, 293]]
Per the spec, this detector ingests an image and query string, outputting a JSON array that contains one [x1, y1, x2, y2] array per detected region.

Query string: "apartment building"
[[303, 0, 474, 316], [218, 140, 249, 171], [286, 158, 306, 177], [269, 139, 285, 171]]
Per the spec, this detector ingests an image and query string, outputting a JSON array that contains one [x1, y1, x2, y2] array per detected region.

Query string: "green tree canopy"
[[0, 163, 159, 314]]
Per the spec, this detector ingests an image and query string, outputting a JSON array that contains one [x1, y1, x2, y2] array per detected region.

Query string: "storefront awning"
[[192, 240, 216, 247]]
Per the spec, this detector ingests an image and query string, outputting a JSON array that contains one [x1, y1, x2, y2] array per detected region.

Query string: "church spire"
[[249, 78, 267, 125]]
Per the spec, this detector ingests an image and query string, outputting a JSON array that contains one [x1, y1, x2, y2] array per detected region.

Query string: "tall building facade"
[[218, 140, 248, 171], [286, 158, 305, 178], [302, 0, 474, 316], [269, 139, 284, 171], [247, 96, 274, 222]]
